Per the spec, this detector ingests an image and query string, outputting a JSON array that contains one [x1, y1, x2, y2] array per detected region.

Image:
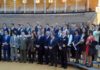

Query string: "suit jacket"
[[35, 35, 44, 45], [10, 27, 17, 35], [44, 27, 50, 33], [44, 35, 51, 46], [49, 38, 57, 48], [17, 28, 21, 35], [60, 36, 68, 47], [3, 27, 9, 32], [28, 38, 35, 52], [19, 36, 27, 50], [10, 36, 18, 48], [2, 35, 10, 46]]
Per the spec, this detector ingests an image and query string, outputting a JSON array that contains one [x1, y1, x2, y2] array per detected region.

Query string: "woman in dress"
[[85, 30, 96, 67]]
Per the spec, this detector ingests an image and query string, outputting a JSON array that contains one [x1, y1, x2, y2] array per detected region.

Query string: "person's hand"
[[36, 45, 39, 48], [63, 44, 66, 47], [5, 42, 8, 45], [49, 47, 52, 49], [44, 46, 48, 49], [59, 46, 62, 50]]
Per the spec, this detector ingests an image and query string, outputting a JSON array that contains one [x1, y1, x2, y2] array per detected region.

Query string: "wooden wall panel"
[[0, 0, 99, 11]]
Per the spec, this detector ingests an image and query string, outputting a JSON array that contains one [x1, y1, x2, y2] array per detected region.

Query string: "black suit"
[[59, 36, 68, 68], [44, 35, 51, 64], [49, 38, 57, 66], [35, 35, 44, 64]]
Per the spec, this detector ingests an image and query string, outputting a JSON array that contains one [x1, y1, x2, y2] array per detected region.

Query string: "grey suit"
[[19, 36, 27, 62], [10, 35, 18, 61]]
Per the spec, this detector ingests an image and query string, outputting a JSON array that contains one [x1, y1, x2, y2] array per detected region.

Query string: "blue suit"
[[35, 35, 45, 64], [49, 38, 57, 47], [10, 27, 17, 35], [17, 28, 22, 35], [3, 27, 9, 33], [2, 35, 10, 61]]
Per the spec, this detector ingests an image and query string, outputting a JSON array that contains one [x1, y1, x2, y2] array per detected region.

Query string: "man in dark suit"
[[10, 23, 17, 35], [17, 24, 22, 35], [44, 31, 51, 64], [35, 31, 44, 64], [2, 23, 9, 33], [35, 24, 40, 34], [59, 32, 68, 68], [44, 24, 50, 34], [2, 31, 11, 61], [49, 33, 57, 67]]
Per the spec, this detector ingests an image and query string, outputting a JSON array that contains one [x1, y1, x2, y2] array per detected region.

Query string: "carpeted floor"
[[0, 62, 79, 70]]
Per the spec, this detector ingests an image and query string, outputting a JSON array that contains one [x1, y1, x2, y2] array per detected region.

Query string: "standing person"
[[27, 31, 35, 63], [10, 32, 18, 61], [25, 31, 31, 61], [44, 24, 50, 34], [49, 33, 57, 67], [67, 31, 73, 62], [72, 31, 81, 63], [35, 31, 44, 64], [59, 31, 68, 68], [44, 31, 51, 64], [0, 30, 3, 61], [2, 31, 10, 61], [35, 24, 40, 34], [10, 23, 17, 35], [93, 26, 100, 44], [85, 31, 96, 67], [2, 23, 9, 32], [80, 28, 88, 65], [17, 24, 22, 35], [19, 32, 27, 63]]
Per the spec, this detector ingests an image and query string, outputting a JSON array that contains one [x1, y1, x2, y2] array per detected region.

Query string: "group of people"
[[0, 23, 100, 68]]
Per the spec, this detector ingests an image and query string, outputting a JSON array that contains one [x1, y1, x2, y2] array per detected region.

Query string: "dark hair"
[[11, 23, 14, 25], [18, 24, 21, 26]]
